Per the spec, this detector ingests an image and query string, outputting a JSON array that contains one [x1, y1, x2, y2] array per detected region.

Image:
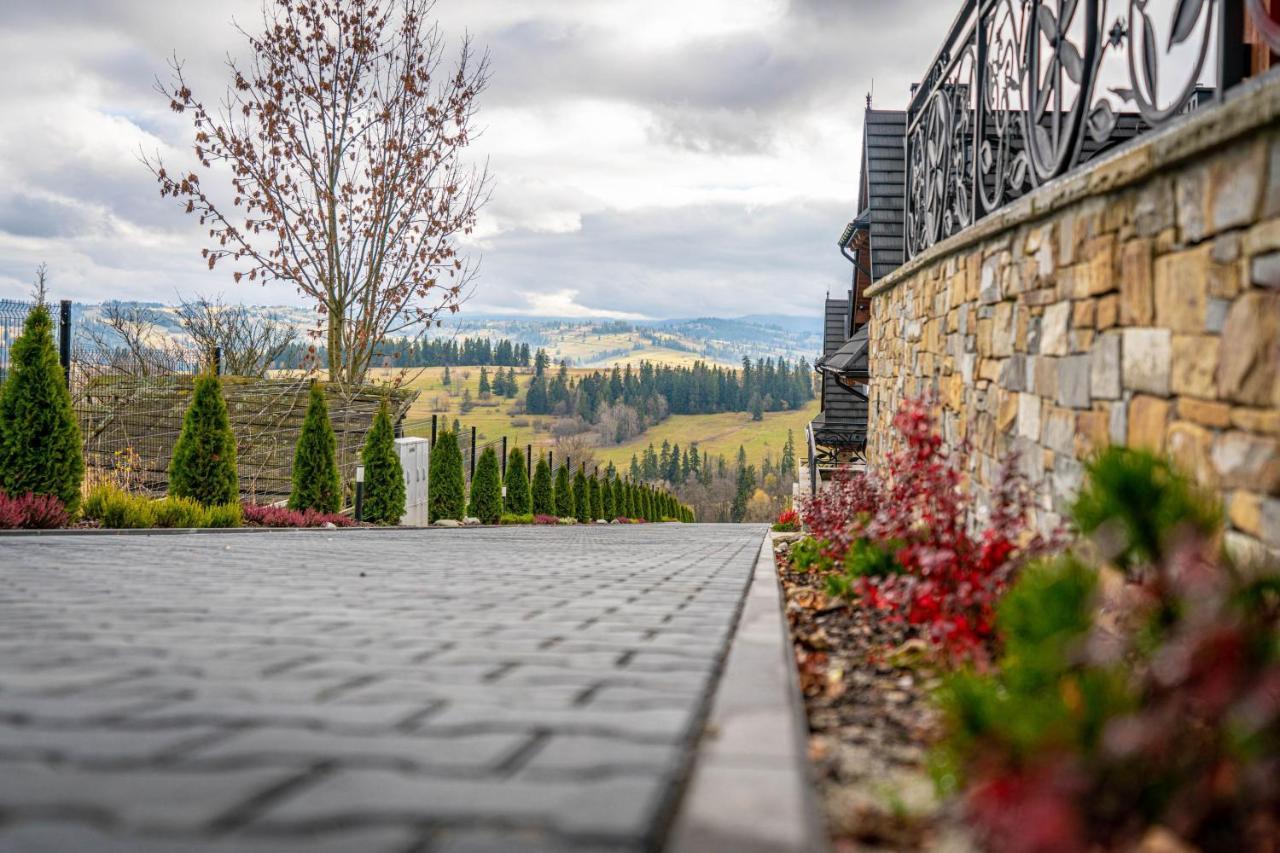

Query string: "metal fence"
[[904, 0, 1269, 260], [0, 297, 415, 505]]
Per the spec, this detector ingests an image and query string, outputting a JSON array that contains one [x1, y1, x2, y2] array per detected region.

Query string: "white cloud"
[[0, 0, 950, 317]]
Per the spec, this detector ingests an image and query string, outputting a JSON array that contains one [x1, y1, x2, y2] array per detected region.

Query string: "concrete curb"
[[663, 531, 828, 853]]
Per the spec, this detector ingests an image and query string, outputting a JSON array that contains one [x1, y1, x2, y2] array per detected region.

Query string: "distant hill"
[[68, 302, 822, 368]]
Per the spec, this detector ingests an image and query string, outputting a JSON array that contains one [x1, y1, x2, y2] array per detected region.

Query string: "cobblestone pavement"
[[0, 525, 768, 853]]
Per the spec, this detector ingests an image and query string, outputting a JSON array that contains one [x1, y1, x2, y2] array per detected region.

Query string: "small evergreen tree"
[[361, 399, 405, 524], [602, 476, 615, 519], [532, 457, 554, 515], [428, 428, 466, 522], [573, 467, 590, 522], [589, 475, 603, 521], [468, 446, 502, 523], [554, 463, 574, 517], [504, 446, 531, 515], [442, 365, 452, 386], [0, 303, 83, 511], [288, 382, 340, 513], [478, 366, 491, 397], [169, 372, 238, 506], [750, 391, 764, 421]]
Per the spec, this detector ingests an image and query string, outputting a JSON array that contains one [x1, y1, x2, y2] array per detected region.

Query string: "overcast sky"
[[0, 0, 947, 319]]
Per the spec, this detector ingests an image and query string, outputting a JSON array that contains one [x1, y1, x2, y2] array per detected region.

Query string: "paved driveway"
[[0, 525, 767, 852]]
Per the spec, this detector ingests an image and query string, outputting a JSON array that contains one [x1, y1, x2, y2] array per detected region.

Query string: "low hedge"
[[83, 485, 242, 529]]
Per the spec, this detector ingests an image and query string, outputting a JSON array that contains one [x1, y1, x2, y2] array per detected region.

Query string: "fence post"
[[213, 345, 223, 376], [527, 444, 532, 479], [470, 425, 477, 482], [1220, 1, 1247, 97], [549, 450, 553, 471], [501, 435, 507, 477], [58, 300, 71, 388], [431, 414, 438, 446]]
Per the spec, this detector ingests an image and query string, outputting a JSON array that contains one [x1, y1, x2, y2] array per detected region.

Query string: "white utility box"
[[395, 437, 430, 526]]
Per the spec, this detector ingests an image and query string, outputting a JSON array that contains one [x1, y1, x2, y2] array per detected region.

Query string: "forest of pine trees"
[[276, 337, 531, 370], [523, 350, 813, 424]]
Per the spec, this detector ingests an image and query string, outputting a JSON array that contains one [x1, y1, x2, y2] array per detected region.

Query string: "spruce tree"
[[442, 365, 451, 386], [428, 428, 466, 522], [554, 463, 574, 517], [288, 382, 340, 513], [504, 446, 531, 515], [0, 304, 83, 511], [532, 456, 554, 515], [169, 372, 238, 506], [573, 467, 590, 523], [468, 446, 502, 524], [362, 399, 406, 524], [589, 475, 603, 521], [478, 366, 491, 396]]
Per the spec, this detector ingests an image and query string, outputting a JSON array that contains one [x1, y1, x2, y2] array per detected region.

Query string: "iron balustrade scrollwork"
[[905, 0, 1267, 261]]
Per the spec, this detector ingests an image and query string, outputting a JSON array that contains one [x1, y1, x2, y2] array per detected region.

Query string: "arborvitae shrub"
[[554, 464, 574, 517], [504, 446, 531, 515], [532, 457, 554, 516], [602, 477, 615, 519], [589, 475, 603, 521], [362, 400, 406, 524], [0, 304, 84, 512], [289, 382, 341, 513], [428, 428, 465, 522], [169, 372, 238, 506], [468, 446, 502, 524], [573, 468, 590, 522]]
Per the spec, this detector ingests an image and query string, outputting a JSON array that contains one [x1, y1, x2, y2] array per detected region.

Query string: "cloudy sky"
[[0, 0, 946, 320]]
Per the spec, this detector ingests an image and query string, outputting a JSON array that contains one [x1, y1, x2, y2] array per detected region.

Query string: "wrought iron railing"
[[905, 0, 1279, 261]]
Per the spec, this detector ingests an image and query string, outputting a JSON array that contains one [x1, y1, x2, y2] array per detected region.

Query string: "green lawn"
[[593, 402, 818, 469]]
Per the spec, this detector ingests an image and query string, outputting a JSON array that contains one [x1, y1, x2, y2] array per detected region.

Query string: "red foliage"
[[0, 492, 69, 529], [772, 508, 801, 531], [241, 503, 354, 528], [799, 397, 1051, 663], [534, 514, 560, 525]]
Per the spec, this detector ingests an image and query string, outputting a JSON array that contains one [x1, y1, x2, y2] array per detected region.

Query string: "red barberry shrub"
[[0, 492, 69, 529], [534, 514, 561, 525], [799, 396, 1051, 663], [772, 508, 801, 532], [934, 448, 1280, 852], [241, 503, 354, 528]]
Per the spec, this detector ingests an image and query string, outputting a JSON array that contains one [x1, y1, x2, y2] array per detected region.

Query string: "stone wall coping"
[[866, 68, 1280, 301]]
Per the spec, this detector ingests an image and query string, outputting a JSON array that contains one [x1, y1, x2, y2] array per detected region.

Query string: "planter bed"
[[773, 532, 972, 852]]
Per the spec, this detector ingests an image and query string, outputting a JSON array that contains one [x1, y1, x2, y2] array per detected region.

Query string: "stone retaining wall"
[[866, 73, 1280, 558]]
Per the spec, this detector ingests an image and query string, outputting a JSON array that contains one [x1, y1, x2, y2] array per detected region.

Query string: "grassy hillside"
[[592, 404, 816, 469], [368, 364, 816, 469]]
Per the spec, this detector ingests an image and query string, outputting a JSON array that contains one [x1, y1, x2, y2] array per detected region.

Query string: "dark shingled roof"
[[815, 298, 867, 446], [857, 109, 907, 282]]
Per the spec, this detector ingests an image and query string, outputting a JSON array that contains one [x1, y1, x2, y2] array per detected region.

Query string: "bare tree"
[[80, 303, 193, 378], [175, 295, 297, 377], [145, 0, 491, 385]]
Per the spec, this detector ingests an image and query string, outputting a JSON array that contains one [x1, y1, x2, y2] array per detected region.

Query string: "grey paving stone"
[[182, 726, 529, 772], [0, 723, 229, 764], [520, 735, 682, 775], [0, 762, 300, 830], [256, 766, 668, 839], [433, 828, 636, 853], [0, 823, 420, 853]]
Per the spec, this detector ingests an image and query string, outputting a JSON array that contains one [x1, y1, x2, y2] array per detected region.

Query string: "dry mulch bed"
[[773, 533, 973, 852]]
